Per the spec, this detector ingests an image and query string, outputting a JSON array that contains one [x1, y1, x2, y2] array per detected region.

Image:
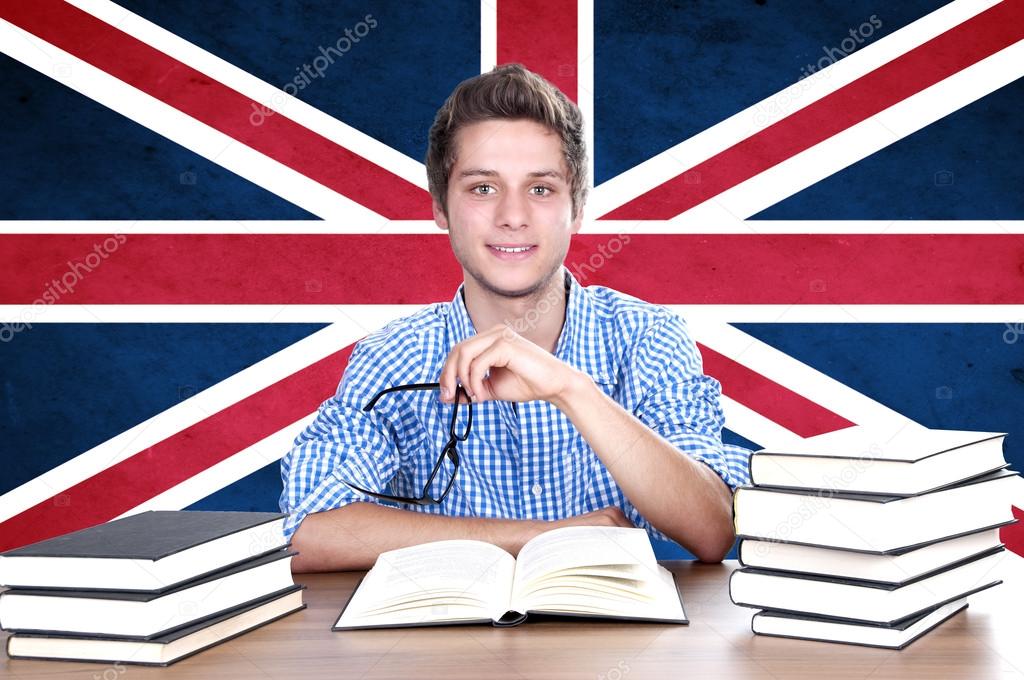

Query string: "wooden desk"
[[4, 556, 1023, 680]]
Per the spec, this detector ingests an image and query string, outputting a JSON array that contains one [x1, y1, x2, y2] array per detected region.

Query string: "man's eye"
[[531, 186, 553, 196], [472, 185, 494, 195]]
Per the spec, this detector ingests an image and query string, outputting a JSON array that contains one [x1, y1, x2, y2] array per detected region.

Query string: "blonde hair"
[[426, 63, 588, 220]]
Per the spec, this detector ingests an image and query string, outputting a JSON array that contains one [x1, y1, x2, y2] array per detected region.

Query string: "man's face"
[[434, 119, 583, 299]]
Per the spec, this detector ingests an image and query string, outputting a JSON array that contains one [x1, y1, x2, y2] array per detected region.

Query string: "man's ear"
[[432, 199, 450, 231]]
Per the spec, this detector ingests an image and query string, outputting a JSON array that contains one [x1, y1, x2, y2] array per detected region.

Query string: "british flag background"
[[1, 0, 1022, 560]]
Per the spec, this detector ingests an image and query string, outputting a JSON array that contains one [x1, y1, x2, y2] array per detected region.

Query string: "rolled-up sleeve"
[[629, 313, 751, 493], [279, 342, 400, 540]]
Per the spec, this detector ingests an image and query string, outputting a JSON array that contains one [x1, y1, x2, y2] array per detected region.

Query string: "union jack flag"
[[1, 0, 1022, 559]]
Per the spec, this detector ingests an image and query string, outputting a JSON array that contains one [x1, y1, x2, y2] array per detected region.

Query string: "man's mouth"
[[489, 245, 534, 253], [487, 244, 536, 260]]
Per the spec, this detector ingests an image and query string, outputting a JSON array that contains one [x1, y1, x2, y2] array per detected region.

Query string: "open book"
[[333, 526, 687, 629]]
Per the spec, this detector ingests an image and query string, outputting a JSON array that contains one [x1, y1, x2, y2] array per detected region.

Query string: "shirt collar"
[[447, 280, 478, 347], [446, 267, 616, 384]]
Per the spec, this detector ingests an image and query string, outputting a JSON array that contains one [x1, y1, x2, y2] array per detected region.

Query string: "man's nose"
[[495, 190, 528, 230]]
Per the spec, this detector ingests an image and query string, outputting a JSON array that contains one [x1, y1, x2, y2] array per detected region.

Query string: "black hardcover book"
[[0, 550, 297, 639], [0, 511, 287, 591]]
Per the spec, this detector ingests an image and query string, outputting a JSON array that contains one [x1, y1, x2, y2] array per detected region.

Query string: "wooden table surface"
[[4, 555, 1023, 680]]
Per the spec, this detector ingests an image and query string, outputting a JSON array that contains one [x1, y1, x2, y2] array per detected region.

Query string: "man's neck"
[[462, 270, 568, 354]]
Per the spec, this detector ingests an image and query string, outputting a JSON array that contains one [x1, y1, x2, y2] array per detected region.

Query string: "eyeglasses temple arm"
[[362, 382, 441, 411]]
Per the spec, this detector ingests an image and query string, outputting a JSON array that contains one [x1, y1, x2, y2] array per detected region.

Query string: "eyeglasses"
[[341, 382, 472, 506]]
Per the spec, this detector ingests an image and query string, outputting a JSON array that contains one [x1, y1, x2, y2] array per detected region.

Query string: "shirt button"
[[531, 483, 543, 497]]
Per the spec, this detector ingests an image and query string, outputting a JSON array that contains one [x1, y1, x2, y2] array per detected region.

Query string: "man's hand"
[[548, 506, 636, 530], [438, 324, 585, 407]]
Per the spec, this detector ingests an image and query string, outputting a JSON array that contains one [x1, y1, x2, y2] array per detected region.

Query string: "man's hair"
[[426, 63, 588, 220]]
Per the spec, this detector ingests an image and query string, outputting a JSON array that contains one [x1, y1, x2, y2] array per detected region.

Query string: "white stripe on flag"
[[0, 322, 371, 524], [688, 319, 921, 433], [116, 413, 315, 518], [588, 0, 1003, 217], [67, 0, 429, 192], [578, 0, 596, 208], [719, 395, 804, 450], [3, 219, 1024, 234], [676, 39, 1024, 224], [0, 18, 387, 223], [480, 0, 497, 73], [1, 304, 1020, 323]]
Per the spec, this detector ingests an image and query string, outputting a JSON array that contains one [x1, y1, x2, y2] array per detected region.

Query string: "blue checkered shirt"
[[280, 268, 751, 543]]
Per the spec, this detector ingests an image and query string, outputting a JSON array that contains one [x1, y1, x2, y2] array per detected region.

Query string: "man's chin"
[[480, 279, 543, 299], [473, 270, 549, 300]]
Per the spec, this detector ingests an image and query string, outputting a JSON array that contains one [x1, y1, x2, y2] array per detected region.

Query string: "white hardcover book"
[[750, 425, 1006, 495], [734, 469, 1018, 553], [730, 549, 1003, 625], [737, 527, 1006, 583], [751, 598, 968, 649]]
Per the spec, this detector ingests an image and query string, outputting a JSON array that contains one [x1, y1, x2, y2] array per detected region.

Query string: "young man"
[[281, 64, 750, 571]]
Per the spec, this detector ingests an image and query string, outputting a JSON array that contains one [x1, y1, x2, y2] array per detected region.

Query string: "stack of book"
[[729, 425, 1019, 649], [0, 510, 304, 665]]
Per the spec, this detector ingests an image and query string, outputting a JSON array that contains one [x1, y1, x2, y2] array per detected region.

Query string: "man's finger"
[[455, 335, 498, 400], [467, 344, 507, 402], [438, 347, 458, 402]]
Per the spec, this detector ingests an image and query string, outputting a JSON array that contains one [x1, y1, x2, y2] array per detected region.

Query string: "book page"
[[514, 526, 658, 587], [532, 565, 684, 618], [335, 539, 516, 627], [510, 527, 684, 621]]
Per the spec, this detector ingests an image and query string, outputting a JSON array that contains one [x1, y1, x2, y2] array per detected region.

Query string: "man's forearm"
[[290, 502, 544, 572], [552, 374, 736, 562]]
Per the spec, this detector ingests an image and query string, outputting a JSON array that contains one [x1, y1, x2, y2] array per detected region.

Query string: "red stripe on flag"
[[602, 0, 1024, 219], [0, 1, 431, 220], [497, 0, 577, 102], [1003, 506, 1024, 559], [0, 346, 353, 552], [700, 345, 854, 438], [1, 234, 1021, 304]]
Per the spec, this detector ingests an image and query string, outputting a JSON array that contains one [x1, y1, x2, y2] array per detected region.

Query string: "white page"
[[338, 539, 516, 625], [514, 526, 659, 587], [522, 565, 685, 620], [511, 528, 685, 620]]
